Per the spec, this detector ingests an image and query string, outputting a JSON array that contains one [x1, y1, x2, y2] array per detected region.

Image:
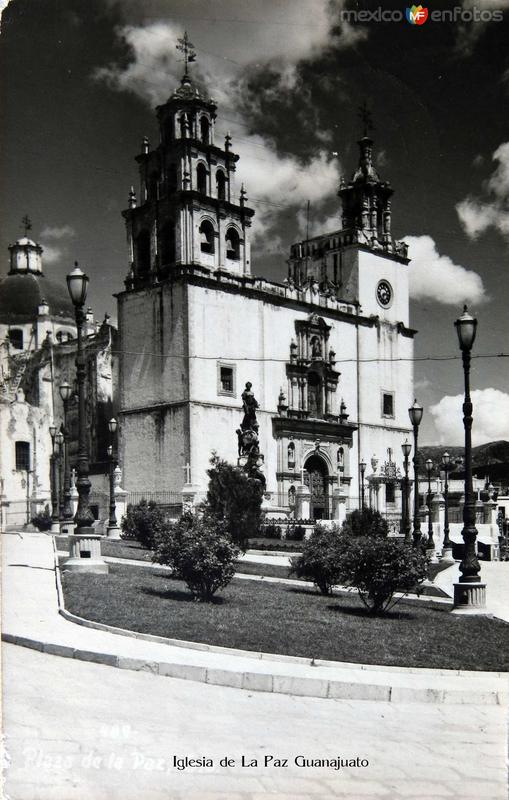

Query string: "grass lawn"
[[61, 563, 508, 671]]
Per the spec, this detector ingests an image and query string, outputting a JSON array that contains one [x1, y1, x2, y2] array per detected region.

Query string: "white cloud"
[[40, 244, 62, 264], [430, 389, 509, 446], [404, 235, 487, 305], [40, 224, 75, 240], [456, 142, 509, 240]]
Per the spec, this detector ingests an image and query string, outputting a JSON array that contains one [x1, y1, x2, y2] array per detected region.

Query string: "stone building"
[[0, 234, 118, 528], [117, 65, 416, 522]]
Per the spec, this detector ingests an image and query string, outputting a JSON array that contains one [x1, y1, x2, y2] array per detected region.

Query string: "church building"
[[117, 52, 416, 522]]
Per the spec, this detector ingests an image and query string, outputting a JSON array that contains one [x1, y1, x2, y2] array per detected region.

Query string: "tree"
[[289, 523, 344, 595], [337, 537, 428, 614], [341, 508, 389, 539], [203, 455, 263, 550], [153, 512, 239, 601], [121, 499, 167, 550]]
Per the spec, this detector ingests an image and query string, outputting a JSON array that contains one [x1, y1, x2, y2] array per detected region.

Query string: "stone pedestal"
[[332, 486, 348, 527], [106, 522, 122, 540], [62, 530, 109, 574], [295, 484, 311, 520], [51, 520, 61, 533], [453, 581, 487, 613], [441, 544, 455, 564], [60, 518, 75, 535], [181, 483, 201, 514]]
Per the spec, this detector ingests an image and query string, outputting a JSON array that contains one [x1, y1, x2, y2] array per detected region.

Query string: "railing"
[[125, 491, 183, 516]]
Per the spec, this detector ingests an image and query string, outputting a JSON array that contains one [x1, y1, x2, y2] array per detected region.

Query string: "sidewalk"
[[2, 531, 507, 705]]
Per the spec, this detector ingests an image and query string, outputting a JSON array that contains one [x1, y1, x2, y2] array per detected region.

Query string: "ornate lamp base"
[[441, 546, 455, 564], [426, 546, 439, 565], [61, 530, 109, 574], [106, 524, 122, 540], [452, 581, 487, 613]]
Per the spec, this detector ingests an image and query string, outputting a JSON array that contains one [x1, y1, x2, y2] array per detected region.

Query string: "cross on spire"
[[21, 214, 32, 237], [358, 101, 374, 137], [176, 31, 197, 77]]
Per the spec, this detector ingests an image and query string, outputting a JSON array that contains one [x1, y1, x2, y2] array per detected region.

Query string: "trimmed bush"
[[337, 537, 429, 614], [121, 499, 167, 550], [31, 505, 53, 531], [203, 455, 263, 550], [289, 523, 343, 595], [153, 512, 240, 601], [341, 508, 389, 539]]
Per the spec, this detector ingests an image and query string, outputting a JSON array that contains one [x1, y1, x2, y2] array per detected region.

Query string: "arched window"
[[197, 163, 208, 194], [225, 227, 240, 260], [199, 220, 215, 254], [216, 170, 226, 200], [307, 372, 323, 418], [287, 441, 295, 469], [200, 116, 210, 144], [168, 164, 178, 193], [179, 113, 188, 138], [9, 329, 23, 350], [159, 223, 176, 266], [135, 230, 151, 275]]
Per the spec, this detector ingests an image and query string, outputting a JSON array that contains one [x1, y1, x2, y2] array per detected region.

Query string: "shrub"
[[31, 505, 52, 531], [203, 455, 263, 550], [287, 524, 306, 542], [341, 508, 389, 539], [337, 537, 428, 614], [289, 523, 344, 595], [263, 524, 282, 540], [121, 499, 167, 550], [153, 512, 240, 601]]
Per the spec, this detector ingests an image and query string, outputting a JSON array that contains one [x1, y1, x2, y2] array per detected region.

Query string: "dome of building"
[[0, 271, 75, 324]]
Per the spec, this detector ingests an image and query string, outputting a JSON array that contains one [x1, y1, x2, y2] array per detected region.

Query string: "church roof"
[[0, 271, 75, 324]]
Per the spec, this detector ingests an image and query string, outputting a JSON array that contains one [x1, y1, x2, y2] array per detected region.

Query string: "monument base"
[[452, 581, 487, 614], [61, 530, 109, 574]]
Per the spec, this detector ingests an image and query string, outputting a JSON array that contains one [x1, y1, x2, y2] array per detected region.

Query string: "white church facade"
[[117, 64, 416, 521]]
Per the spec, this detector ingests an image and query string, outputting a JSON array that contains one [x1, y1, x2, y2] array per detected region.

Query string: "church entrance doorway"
[[304, 455, 329, 520]]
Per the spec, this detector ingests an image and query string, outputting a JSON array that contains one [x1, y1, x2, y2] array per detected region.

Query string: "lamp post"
[[56, 430, 64, 518], [408, 399, 423, 547], [401, 439, 412, 544], [49, 424, 60, 532], [106, 417, 121, 539], [359, 460, 366, 512], [441, 451, 454, 563], [453, 305, 485, 609], [63, 262, 108, 574], [425, 458, 435, 556], [59, 381, 74, 532]]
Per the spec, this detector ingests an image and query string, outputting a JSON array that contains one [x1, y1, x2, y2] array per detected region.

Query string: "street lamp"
[[66, 263, 94, 533], [106, 417, 121, 539], [56, 430, 64, 518], [359, 460, 366, 512], [453, 305, 485, 609], [425, 458, 435, 556], [441, 451, 454, 563], [408, 399, 423, 547], [59, 381, 74, 532], [49, 424, 60, 532], [401, 439, 412, 544]]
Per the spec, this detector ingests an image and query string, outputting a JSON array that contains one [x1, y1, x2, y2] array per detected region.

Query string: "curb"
[[3, 537, 505, 706]]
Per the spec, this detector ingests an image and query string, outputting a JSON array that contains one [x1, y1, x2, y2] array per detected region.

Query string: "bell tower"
[[122, 33, 254, 290]]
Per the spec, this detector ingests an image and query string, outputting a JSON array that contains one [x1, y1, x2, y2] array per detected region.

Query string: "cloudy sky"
[[0, 0, 508, 446]]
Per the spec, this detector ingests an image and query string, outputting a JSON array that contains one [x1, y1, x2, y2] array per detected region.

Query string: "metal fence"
[[125, 491, 183, 517]]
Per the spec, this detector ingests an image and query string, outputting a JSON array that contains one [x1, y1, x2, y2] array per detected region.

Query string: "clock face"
[[376, 280, 393, 308]]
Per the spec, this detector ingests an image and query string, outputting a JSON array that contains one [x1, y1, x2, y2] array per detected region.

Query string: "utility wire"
[[110, 351, 509, 363]]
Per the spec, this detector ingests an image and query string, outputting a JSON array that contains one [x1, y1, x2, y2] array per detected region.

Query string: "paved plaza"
[[1, 530, 508, 799]]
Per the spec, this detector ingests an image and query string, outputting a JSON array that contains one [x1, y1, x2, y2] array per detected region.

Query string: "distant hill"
[[418, 440, 509, 486]]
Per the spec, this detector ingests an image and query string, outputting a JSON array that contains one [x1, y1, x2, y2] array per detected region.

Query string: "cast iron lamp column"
[[106, 417, 121, 538], [408, 399, 423, 547], [56, 430, 64, 519], [359, 460, 366, 512], [425, 457, 437, 563], [401, 439, 412, 544], [453, 306, 485, 610], [59, 381, 74, 532], [441, 451, 454, 563], [63, 263, 108, 574], [49, 424, 60, 532]]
